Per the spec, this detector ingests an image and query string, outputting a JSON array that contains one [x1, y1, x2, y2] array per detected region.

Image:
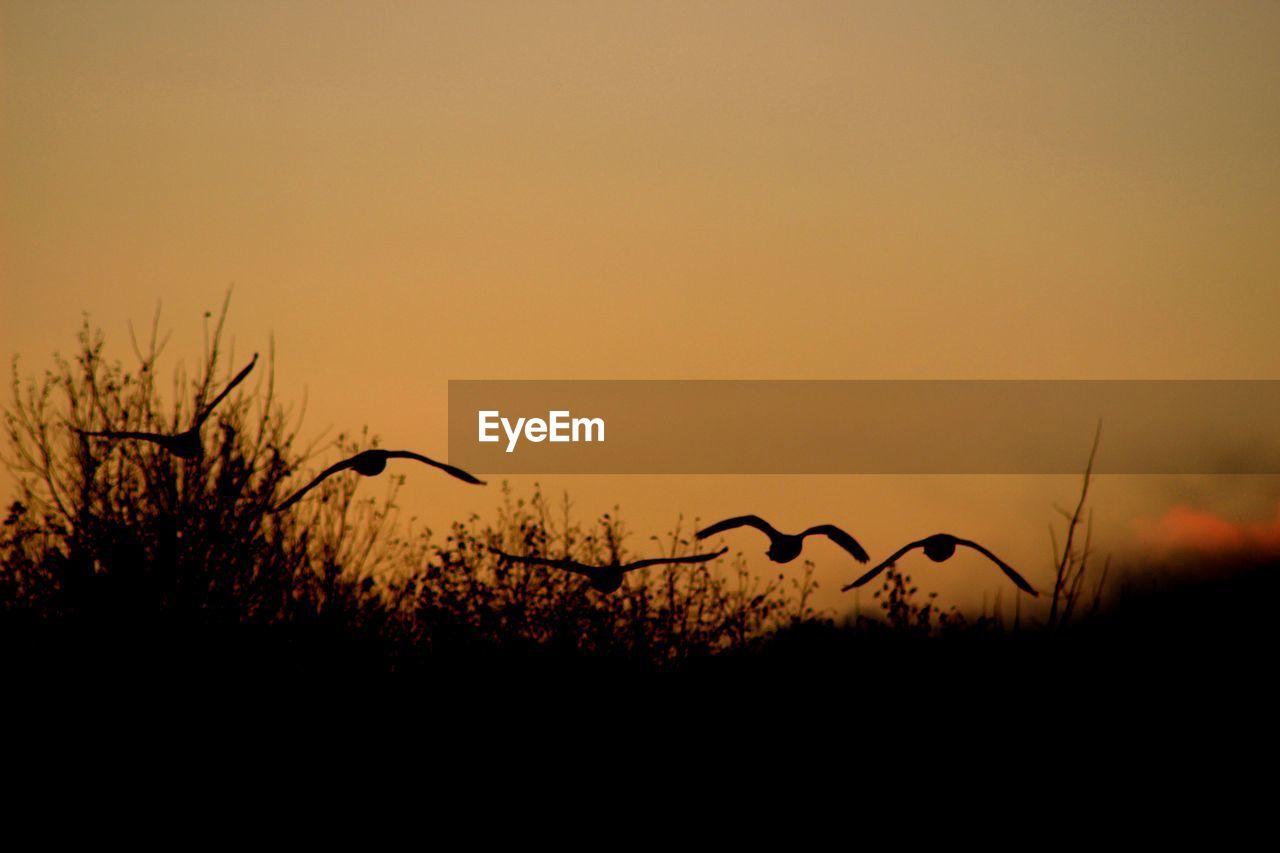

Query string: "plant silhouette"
[[1, 303, 804, 672]]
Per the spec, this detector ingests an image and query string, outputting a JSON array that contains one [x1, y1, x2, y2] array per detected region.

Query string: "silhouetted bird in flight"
[[841, 533, 1037, 595], [272, 449, 485, 512], [76, 353, 258, 460], [488, 546, 728, 594], [695, 515, 869, 564]]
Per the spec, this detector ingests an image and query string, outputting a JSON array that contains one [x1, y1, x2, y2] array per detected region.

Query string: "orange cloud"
[[1135, 504, 1280, 555]]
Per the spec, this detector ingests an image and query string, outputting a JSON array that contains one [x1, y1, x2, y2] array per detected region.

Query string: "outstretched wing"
[[954, 538, 1038, 596], [194, 353, 258, 427], [387, 451, 486, 485], [487, 547, 592, 578], [802, 525, 870, 563], [695, 515, 778, 541], [840, 540, 927, 591], [271, 454, 360, 513], [621, 547, 729, 573], [77, 428, 170, 443]]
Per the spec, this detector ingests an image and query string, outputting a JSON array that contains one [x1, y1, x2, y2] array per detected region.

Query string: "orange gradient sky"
[[4, 1, 1279, 614]]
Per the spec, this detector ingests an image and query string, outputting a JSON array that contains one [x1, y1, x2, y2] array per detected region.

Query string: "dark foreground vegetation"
[[2, 308, 1273, 729]]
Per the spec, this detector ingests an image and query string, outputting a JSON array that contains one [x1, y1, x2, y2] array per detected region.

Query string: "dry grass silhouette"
[[4, 302, 1274, 692], [1, 302, 806, 673]]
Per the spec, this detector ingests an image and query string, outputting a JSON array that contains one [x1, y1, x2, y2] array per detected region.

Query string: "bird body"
[[488, 547, 728, 594], [767, 537, 805, 563], [272, 449, 484, 512], [695, 515, 869, 564], [351, 451, 390, 476], [842, 533, 1037, 595], [920, 534, 959, 562]]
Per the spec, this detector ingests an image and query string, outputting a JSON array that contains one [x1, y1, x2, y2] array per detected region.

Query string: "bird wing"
[[386, 451, 486, 485], [695, 515, 778, 541], [271, 454, 360, 513], [194, 353, 258, 426], [78, 428, 170, 443], [801, 525, 870, 563], [840, 540, 927, 591], [620, 547, 728, 573], [487, 548, 593, 578], [954, 538, 1038, 596]]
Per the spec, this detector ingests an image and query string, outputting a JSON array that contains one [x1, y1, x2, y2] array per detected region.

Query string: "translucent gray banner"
[[447, 380, 1280, 474]]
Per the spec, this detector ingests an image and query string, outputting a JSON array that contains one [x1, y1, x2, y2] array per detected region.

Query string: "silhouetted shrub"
[[13, 302, 1251, 693], [1, 303, 803, 673]]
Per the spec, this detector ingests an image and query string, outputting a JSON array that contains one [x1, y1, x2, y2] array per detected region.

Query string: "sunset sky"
[[4, 1, 1279, 613]]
